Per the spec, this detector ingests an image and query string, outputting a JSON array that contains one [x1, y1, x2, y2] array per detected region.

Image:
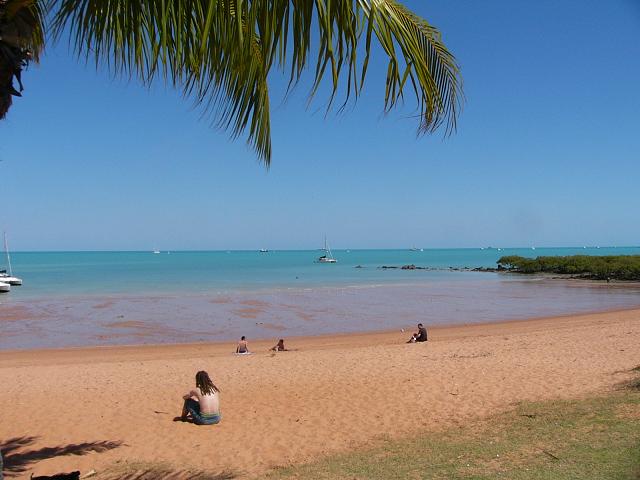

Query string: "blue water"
[[4, 247, 640, 298], [2, 247, 640, 350]]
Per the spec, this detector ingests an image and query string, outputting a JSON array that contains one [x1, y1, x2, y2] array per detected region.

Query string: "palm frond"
[[359, 0, 462, 134], [49, 0, 462, 165]]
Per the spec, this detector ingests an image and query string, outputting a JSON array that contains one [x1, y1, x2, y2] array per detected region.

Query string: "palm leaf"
[[49, 0, 462, 165]]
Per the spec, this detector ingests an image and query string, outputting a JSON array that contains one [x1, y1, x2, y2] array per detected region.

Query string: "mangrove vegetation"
[[497, 255, 640, 281]]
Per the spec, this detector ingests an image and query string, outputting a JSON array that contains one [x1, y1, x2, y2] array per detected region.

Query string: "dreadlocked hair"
[[195, 370, 219, 395]]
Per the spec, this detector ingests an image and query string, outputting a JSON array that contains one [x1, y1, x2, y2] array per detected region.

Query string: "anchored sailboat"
[[1, 232, 22, 287], [317, 236, 337, 263]]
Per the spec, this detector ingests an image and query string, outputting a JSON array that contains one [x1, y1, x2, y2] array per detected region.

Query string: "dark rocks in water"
[[378, 264, 504, 272], [472, 267, 501, 272], [380, 264, 430, 270]]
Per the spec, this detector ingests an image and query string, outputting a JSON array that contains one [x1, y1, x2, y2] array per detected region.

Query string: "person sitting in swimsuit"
[[236, 335, 249, 354], [407, 323, 428, 343], [180, 370, 221, 425], [271, 338, 288, 351]]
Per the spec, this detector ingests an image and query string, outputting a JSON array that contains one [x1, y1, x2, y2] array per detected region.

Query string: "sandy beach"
[[1, 308, 639, 478]]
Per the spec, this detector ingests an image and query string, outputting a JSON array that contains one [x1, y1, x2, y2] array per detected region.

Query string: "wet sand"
[[3, 277, 640, 350], [1, 308, 639, 478]]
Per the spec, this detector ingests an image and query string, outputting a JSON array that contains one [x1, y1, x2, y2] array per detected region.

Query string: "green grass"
[[268, 388, 640, 479]]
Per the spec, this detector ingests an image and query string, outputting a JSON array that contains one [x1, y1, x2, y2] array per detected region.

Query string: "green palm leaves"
[[34, 1, 462, 164]]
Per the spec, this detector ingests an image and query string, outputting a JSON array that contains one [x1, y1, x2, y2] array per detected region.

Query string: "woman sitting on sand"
[[271, 338, 288, 352], [236, 335, 250, 354], [180, 371, 221, 425]]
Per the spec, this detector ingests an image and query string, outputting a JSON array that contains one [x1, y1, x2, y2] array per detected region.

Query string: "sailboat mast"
[[4, 232, 12, 276]]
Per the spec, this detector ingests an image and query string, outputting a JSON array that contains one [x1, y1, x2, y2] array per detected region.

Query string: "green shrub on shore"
[[496, 255, 640, 280]]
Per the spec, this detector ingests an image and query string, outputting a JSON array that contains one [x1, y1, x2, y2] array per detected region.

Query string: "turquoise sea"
[[5, 246, 640, 297], [1, 247, 640, 350]]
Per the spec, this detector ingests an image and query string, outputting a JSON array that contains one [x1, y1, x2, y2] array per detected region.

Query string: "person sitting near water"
[[236, 335, 250, 354], [180, 370, 221, 425], [271, 338, 289, 351], [407, 323, 428, 343]]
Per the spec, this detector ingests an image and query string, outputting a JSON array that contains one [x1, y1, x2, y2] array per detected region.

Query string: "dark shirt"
[[416, 326, 428, 342]]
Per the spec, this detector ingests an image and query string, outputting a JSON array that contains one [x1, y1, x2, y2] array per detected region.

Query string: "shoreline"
[[5, 270, 640, 299], [1, 304, 638, 361], [3, 275, 640, 351], [1, 308, 639, 478]]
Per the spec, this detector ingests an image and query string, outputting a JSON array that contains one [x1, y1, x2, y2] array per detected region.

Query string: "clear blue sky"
[[1, 0, 639, 251]]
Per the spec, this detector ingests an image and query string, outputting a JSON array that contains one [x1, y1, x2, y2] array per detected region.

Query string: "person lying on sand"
[[271, 338, 289, 351], [407, 323, 428, 343], [180, 370, 221, 425], [236, 335, 250, 354]]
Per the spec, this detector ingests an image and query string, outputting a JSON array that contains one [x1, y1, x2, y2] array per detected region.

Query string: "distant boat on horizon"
[[259, 248, 269, 253], [153, 249, 160, 254]]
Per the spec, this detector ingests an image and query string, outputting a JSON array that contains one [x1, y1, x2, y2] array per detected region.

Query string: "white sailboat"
[[0, 282, 9, 293], [1, 232, 22, 286], [317, 237, 337, 263]]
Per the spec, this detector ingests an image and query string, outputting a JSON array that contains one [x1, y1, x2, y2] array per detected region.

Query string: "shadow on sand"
[[97, 468, 237, 479], [1, 436, 122, 477], [1, 437, 237, 479]]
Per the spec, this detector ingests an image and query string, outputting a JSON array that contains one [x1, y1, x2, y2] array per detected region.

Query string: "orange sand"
[[1, 308, 639, 478]]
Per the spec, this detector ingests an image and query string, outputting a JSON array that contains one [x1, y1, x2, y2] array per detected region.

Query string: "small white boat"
[[318, 255, 336, 263], [0, 282, 10, 293], [1, 233, 22, 287], [153, 249, 160, 254], [317, 236, 337, 263], [259, 248, 269, 253], [0, 274, 22, 285]]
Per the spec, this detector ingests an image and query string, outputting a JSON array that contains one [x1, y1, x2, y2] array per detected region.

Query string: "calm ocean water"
[[4, 247, 640, 298], [1, 247, 640, 349]]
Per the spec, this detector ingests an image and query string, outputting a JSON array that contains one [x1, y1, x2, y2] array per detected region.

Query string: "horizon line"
[[7, 245, 639, 254]]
